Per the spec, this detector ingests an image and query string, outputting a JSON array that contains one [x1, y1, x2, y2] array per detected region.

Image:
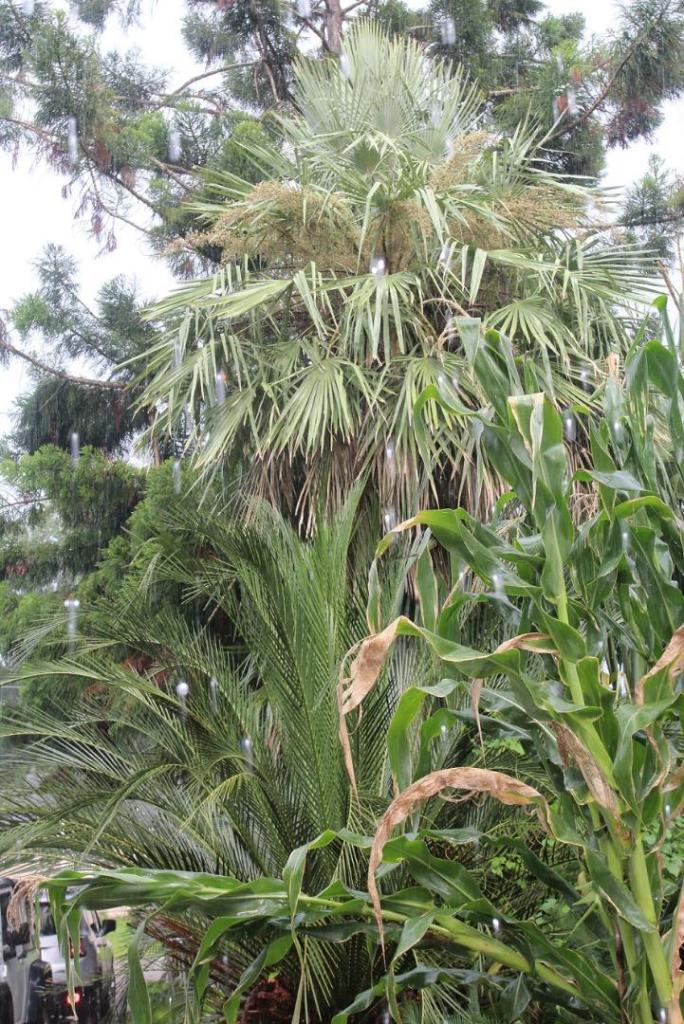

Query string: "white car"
[[0, 877, 55, 1024], [38, 900, 115, 1023]]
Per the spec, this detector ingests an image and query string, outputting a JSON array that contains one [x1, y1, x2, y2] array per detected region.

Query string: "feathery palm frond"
[[0, 494, 549, 1020]]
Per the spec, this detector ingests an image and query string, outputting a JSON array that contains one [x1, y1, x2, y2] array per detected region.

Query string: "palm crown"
[[139, 24, 655, 525]]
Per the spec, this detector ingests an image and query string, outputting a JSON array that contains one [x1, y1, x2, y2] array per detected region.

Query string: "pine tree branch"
[[0, 337, 127, 391], [153, 61, 260, 110], [555, 0, 677, 139], [586, 211, 684, 231], [149, 157, 195, 194]]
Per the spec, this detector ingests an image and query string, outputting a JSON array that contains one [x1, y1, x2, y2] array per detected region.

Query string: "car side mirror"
[[100, 919, 116, 936]]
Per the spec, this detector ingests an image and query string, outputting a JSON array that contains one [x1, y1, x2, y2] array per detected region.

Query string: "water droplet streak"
[[168, 128, 182, 163], [176, 680, 189, 719], [491, 572, 505, 601], [340, 53, 351, 79], [492, 917, 501, 935], [172, 459, 182, 495], [440, 17, 456, 44], [383, 506, 398, 533], [215, 372, 226, 405], [616, 664, 629, 699], [64, 598, 80, 652], [240, 735, 254, 771], [209, 677, 219, 713], [384, 438, 397, 480], [563, 412, 576, 442], [370, 255, 386, 282], [70, 431, 80, 467], [67, 117, 78, 165]]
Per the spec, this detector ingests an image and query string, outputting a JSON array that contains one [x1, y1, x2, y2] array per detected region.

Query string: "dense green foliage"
[[0, 7, 683, 1023], [34, 310, 684, 1023]]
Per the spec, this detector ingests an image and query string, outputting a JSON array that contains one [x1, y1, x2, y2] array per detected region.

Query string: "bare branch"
[[153, 61, 260, 110], [0, 337, 128, 391]]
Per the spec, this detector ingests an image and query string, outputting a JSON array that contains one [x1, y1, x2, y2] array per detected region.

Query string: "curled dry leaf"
[[367, 767, 548, 952], [338, 618, 403, 793], [493, 632, 556, 656], [552, 722, 620, 818], [635, 625, 684, 705], [338, 626, 555, 791]]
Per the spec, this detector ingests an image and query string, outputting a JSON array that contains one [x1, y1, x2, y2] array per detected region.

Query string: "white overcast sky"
[[0, 0, 682, 429]]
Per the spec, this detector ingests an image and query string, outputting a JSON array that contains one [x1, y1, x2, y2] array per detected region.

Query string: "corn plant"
[[43, 312, 684, 1023]]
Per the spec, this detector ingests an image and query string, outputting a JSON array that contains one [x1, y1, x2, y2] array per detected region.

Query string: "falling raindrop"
[[70, 431, 80, 467], [665, 802, 672, 818], [174, 335, 182, 368], [209, 677, 219, 713], [439, 241, 451, 268], [445, 136, 454, 160], [378, 1010, 391, 1024], [21, 0, 35, 13], [296, 0, 311, 15], [566, 88, 577, 115], [370, 254, 386, 282], [172, 459, 182, 495], [385, 438, 397, 479], [580, 366, 591, 391], [383, 505, 398, 533], [563, 412, 576, 442], [67, 116, 78, 164], [440, 724, 449, 743], [658, 1009, 668, 1024], [491, 572, 505, 601], [621, 528, 630, 551], [613, 418, 625, 444], [440, 16, 456, 44], [215, 372, 226, 405], [340, 53, 351, 79], [492, 917, 502, 936], [600, 657, 610, 681], [168, 127, 182, 163], [64, 598, 80, 650], [176, 680, 189, 718], [240, 735, 254, 771], [616, 664, 629, 698]]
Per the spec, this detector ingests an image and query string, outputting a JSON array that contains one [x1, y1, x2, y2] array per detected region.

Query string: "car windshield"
[[39, 905, 56, 936], [39, 905, 92, 937]]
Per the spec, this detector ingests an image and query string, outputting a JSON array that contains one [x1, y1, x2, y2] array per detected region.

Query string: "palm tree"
[[137, 23, 656, 526], [0, 494, 550, 1021]]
